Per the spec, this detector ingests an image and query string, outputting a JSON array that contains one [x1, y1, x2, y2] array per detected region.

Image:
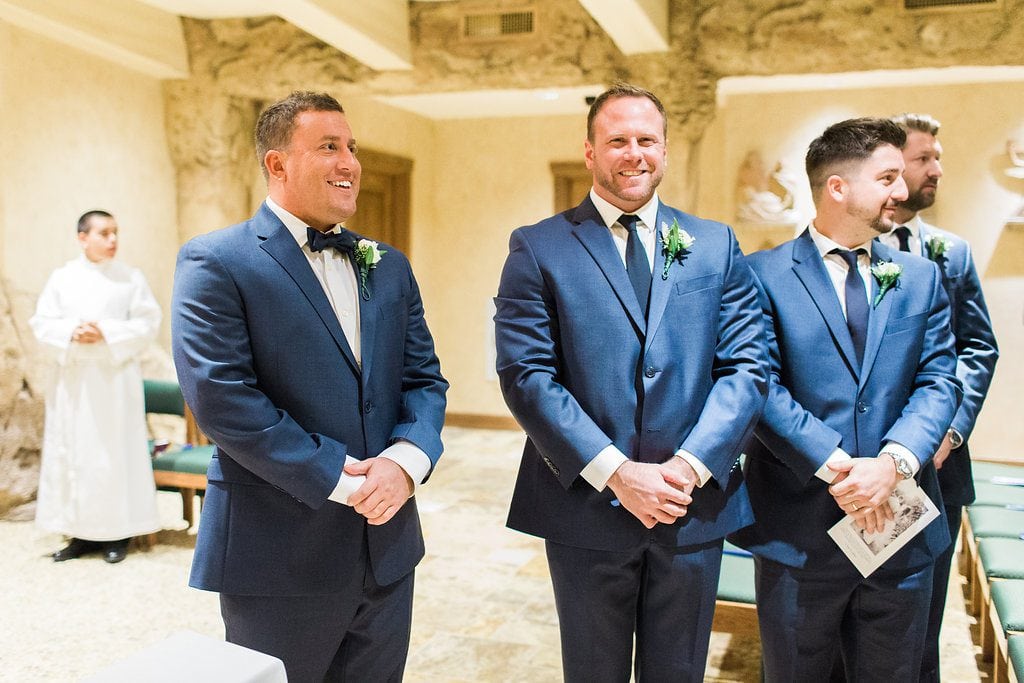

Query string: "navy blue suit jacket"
[[494, 197, 768, 551], [731, 230, 962, 571], [904, 222, 998, 507], [172, 203, 447, 595]]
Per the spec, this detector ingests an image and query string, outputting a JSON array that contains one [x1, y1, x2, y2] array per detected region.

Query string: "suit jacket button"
[[857, 401, 868, 413], [364, 401, 374, 413], [644, 366, 657, 378]]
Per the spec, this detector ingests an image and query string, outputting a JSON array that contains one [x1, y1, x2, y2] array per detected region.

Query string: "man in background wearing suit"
[[882, 112, 999, 683], [730, 117, 962, 681], [172, 91, 447, 682], [494, 83, 768, 682]]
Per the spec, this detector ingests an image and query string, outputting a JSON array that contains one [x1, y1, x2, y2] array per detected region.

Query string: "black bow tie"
[[307, 227, 356, 254]]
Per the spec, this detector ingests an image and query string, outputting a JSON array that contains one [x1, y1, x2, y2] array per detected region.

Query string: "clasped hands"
[[343, 457, 413, 526], [827, 456, 899, 534], [607, 458, 697, 529], [71, 322, 103, 344]]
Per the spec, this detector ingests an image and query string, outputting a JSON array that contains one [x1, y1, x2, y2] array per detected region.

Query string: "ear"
[[76, 230, 89, 248], [584, 139, 595, 170], [825, 174, 846, 202], [264, 150, 286, 181]]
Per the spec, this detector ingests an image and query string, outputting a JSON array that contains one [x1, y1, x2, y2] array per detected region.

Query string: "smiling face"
[[844, 143, 909, 239], [898, 129, 943, 215], [78, 215, 118, 262], [585, 96, 667, 213], [266, 109, 361, 230]]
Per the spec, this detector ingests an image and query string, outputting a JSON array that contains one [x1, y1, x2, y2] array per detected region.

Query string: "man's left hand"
[[659, 456, 699, 498], [933, 432, 954, 471], [344, 457, 414, 525]]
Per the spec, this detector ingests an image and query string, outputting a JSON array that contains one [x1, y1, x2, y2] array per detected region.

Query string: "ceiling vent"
[[903, 0, 1000, 10], [463, 9, 536, 40]]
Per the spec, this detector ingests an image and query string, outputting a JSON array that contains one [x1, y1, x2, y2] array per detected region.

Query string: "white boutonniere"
[[659, 218, 695, 280], [353, 239, 386, 300], [924, 234, 953, 261], [870, 260, 902, 308]]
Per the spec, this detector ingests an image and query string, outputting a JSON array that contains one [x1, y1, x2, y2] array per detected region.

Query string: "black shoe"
[[103, 539, 129, 564], [52, 538, 100, 562]]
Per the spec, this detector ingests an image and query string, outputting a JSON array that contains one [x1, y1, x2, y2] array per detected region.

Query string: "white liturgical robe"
[[30, 256, 161, 540]]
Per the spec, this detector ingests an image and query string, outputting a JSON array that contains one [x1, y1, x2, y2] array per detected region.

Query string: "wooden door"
[[348, 149, 412, 256]]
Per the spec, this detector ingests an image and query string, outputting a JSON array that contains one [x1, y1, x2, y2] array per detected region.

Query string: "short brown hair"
[[586, 83, 667, 142], [805, 117, 906, 194], [890, 112, 941, 137], [255, 91, 344, 179]]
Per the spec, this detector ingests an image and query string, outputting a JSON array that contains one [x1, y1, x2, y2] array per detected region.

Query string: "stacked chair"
[[961, 459, 1024, 683]]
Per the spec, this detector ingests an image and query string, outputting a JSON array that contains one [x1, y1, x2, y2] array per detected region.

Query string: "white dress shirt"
[[266, 198, 430, 503], [878, 215, 923, 255], [578, 190, 712, 492], [807, 223, 920, 482]]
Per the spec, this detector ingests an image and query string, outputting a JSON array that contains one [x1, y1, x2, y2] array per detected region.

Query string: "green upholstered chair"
[[1008, 633, 1023, 683], [144, 379, 214, 529], [990, 580, 1024, 683], [713, 542, 758, 638]]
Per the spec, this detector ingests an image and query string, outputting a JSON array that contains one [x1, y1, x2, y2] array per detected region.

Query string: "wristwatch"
[[883, 451, 914, 480], [948, 428, 964, 450]]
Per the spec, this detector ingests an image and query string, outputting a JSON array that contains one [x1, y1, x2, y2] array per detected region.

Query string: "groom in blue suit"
[[730, 118, 962, 681], [882, 112, 999, 682], [171, 92, 447, 681], [495, 83, 768, 682]]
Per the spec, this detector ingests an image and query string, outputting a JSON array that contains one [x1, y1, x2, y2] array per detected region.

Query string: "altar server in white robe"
[[30, 210, 161, 564]]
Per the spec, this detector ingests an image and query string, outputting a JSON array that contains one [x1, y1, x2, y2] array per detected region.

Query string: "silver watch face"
[[894, 455, 913, 479]]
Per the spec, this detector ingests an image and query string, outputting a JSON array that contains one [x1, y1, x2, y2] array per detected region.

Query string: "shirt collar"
[[589, 189, 660, 231], [808, 222, 874, 260], [265, 197, 342, 249], [890, 213, 922, 239]]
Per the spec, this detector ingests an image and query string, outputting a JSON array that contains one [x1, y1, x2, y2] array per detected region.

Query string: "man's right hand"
[[606, 461, 692, 529]]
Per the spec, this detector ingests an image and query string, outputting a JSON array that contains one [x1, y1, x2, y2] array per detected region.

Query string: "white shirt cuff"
[[377, 439, 432, 493], [580, 444, 627, 491], [674, 450, 711, 487], [327, 440, 431, 505], [327, 455, 365, 505], [815, 448, 853, 483], [879, 441, 921, 476]]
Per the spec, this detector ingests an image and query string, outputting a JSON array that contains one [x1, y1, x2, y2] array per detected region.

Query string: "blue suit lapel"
[[859, 242, 896, 387], [355, 246, 378, 383], [570, 198, 646, 334], [255, 205, 361, 375], [790, 229, 860, 380], [644, 205, 688, 347]]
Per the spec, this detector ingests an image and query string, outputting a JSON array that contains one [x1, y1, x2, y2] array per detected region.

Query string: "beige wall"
[[698, 80, 1024, 461], [1, 21, 179, 344]]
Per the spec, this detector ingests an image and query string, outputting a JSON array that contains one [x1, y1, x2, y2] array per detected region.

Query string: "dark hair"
[[255, 91, 345, 179], [77, 210, 113, 234], [805, 118, 906, 194], [586, 82, 667, 142], [890, 112, 941, 137]]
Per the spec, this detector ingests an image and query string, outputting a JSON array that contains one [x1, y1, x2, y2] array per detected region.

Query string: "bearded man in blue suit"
[[730, 118, 962, 682], [494, 83, 768, 682], [880, 112, 999, 683], [171, 91, 447, 682]]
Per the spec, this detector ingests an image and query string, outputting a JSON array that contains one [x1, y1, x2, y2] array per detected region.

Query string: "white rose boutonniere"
[[353, 239, 387, 300], [870, 260, 902, 308], [659, 218, 695, 280], [924, 234, 954, 261]]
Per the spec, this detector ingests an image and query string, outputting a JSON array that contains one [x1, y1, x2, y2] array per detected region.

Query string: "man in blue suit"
[[730, 118, 962, 682], [882, 112, 999, 683], [494, 83, 768, 682], [171, 91, 447, 682]]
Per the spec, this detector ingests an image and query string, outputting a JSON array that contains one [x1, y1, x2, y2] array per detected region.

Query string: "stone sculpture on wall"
[[735, 150, 801, 226], [1006, 140, 1024, 223]]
